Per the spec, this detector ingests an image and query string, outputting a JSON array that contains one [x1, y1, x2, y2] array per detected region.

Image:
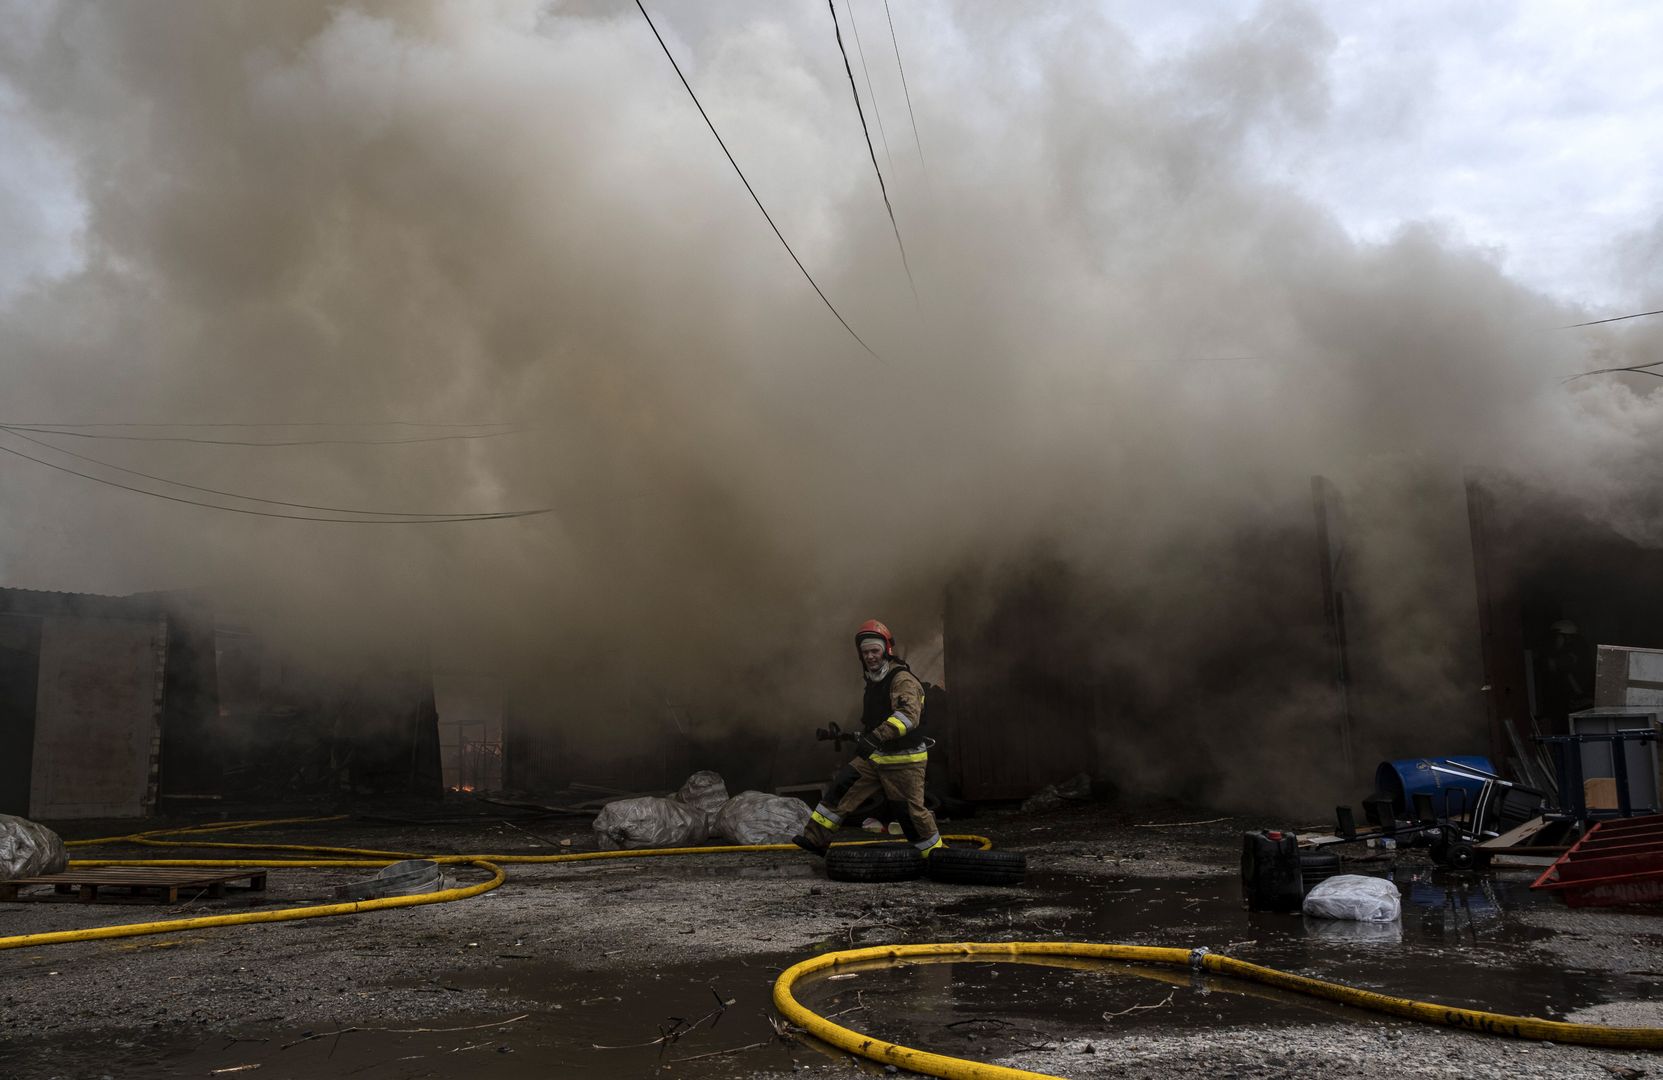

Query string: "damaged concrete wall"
[[28, 613, 165, 819], [0, 614, 43, 816]]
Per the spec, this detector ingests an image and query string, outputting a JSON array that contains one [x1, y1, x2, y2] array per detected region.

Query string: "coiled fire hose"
[[774, 941, 1663, 1079], [0, 819, 1656, 1079]]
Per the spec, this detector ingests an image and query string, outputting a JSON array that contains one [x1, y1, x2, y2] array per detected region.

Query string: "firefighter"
[[792, 619, 944, 858]]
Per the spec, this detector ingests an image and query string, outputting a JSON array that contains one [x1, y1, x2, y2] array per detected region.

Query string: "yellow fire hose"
[[63, 815, 352, 846], [4, 818, 1661, 1076], [773, 941, 1663, 1079], [0, 859, 507, 952], [0, 822, 990, 952]]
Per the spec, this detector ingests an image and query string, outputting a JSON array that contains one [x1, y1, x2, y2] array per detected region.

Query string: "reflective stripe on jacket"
[[861, 662, 926, 764]]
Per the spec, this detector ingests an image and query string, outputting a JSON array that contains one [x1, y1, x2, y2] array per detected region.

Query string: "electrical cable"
[[844, 0, 895, 178], [0, 421, 516, 429], [828, 0, 917, 300], [633, 0, 883, 363], [0, 439, 553, 524], [1560, 308, 1663, 329], [0, 425, 546, 519], [0, 425, 520, 447], [882, 0, 929, 184], [1562, 360, 1663, 383]]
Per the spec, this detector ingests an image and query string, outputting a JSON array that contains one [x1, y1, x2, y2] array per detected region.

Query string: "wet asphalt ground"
[[0, 800, 1660, 1078]]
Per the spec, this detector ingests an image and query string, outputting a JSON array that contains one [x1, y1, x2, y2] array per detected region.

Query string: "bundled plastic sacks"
[[674, 770, 730, 830], [0, 814, 67, 881], [1302, 874, 1402, 922], [1302, 916, 1403, 945], [592, 796, 709, 850], [712, 791, 813, 845]]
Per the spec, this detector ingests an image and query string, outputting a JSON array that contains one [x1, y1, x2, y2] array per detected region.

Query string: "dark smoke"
[[1, 1, 1659, 810]]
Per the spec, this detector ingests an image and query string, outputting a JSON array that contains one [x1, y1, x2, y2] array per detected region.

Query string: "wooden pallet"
[[0, 867, 268, 904]]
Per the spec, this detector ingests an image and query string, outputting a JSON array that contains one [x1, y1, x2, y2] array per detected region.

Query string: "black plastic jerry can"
[[1241, 829, 1303, 912]]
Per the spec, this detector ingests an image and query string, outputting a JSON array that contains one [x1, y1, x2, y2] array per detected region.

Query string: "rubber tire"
[[1298, 851, 1344, 887], [925, 848, 1026, 886], [1444, 842, 1491, 872], [826, 845, 924, 882]]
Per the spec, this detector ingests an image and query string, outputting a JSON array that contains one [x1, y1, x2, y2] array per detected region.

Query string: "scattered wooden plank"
[[1478, 814, 1550, 850], [0, 868, 268, 904], [1299, 834, 1350, 847]]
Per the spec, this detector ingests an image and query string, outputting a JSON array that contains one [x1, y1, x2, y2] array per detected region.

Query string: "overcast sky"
[[1231, 0, 1662, 308], [0, 0, 1659, 310]]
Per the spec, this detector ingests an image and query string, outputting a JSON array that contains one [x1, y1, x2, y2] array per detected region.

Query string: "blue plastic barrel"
[[1374, 757, 1496, 817]]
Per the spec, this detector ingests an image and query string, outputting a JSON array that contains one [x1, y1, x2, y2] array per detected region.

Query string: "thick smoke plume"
[[2, 1, 1660, 809]]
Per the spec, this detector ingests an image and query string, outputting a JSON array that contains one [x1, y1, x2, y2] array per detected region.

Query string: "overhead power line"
[[1559, 307, 1663, 329], [0, 420, 517, 429], [827, 0, 916, 300], [0, 424, 521, 447], [1561, 360, 1663, 383], [0, 425, 548, 518], [843, 0, 894, 177], [0, 436, 556, 524], [882, 0, 929, 184], [633, 0, 883, 363]]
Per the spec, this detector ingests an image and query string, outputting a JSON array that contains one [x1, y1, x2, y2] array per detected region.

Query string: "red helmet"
[[855, 619, 896, 659]]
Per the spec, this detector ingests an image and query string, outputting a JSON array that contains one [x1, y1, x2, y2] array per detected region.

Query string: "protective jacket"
[[861, 661, 927, 765]]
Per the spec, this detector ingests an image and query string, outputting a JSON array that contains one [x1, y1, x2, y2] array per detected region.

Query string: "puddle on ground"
[[4, 865, 1655, 1078], [0, 950, 841, 1080], [923, 868, 1654, 1017]]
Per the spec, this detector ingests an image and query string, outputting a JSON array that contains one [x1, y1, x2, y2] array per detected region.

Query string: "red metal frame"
[[1532, 813, 1663, 907]]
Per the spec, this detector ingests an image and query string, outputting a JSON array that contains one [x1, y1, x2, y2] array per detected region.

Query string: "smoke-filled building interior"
[[3, 4, 1663, 1078], [8, 473, 1657, 819]]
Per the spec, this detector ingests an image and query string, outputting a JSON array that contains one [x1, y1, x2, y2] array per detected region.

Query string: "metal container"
[[1373, 757, 1496, 818], [1241, 830, 1302, 912], [1568, 708, 1662, 812]]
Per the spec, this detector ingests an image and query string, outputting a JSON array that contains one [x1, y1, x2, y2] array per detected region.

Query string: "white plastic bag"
[[1302, 874, 1402, 922], [592, 796, 709, 850], [1302, 916, 1403, 944], [0, 814, 67, 881], [674, 771, 730, 830], [712, 791, 813, 845]]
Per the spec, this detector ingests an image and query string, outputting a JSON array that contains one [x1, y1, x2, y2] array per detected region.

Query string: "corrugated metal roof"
[[0, 586, 165, 619]]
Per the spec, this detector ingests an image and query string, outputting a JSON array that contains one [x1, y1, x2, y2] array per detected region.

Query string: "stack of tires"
[[1298, 850, 1346, 892], [825, 844, 1025, 886]]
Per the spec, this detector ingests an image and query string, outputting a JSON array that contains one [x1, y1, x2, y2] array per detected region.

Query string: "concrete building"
[[0, 588, 172, 819]]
